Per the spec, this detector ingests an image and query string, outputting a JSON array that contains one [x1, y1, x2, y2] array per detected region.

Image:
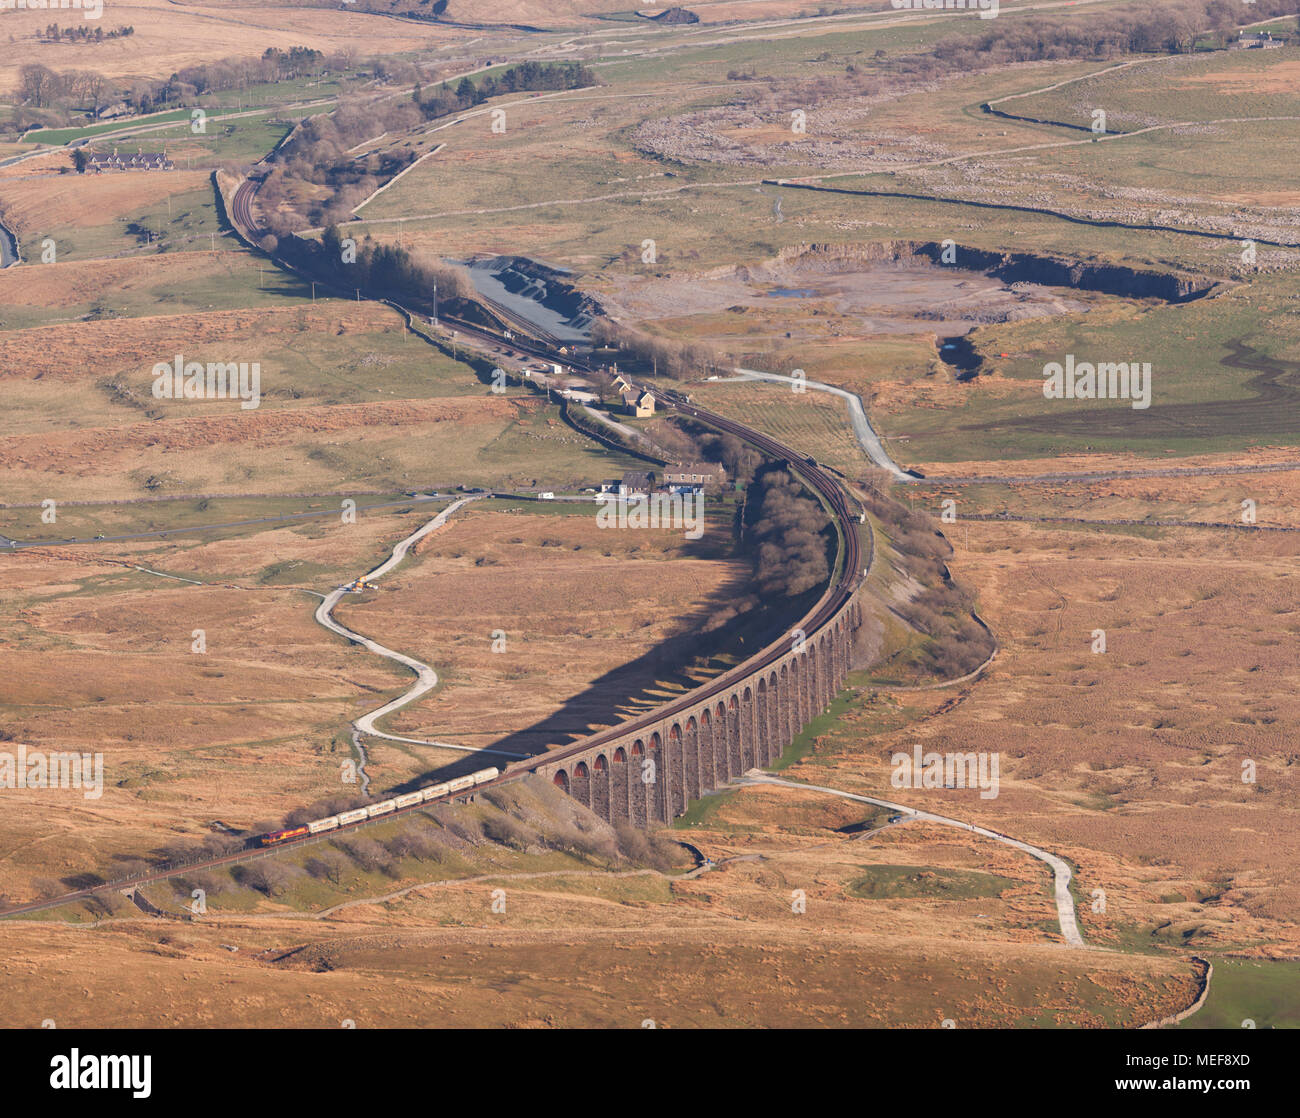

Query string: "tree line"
[[259, 100, 427, 231], [264, 224, 474, 311], [414, 61, 597, 119], [918, 0, 1300, 73], [591, 319, 730, 381], [8, 44, 343, 132], [743, 465, 833, 598], [39, 24, 133, 43]]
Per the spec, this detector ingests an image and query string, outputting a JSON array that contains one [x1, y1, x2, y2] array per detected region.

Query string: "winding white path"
[[314, 496, 528, 760], [741, 773, 1086, 948]]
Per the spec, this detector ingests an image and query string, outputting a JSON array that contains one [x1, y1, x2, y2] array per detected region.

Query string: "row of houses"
[[603, 463, 723, 498], [84, 148, 174, 172], [1234, 30, 1285, 49]]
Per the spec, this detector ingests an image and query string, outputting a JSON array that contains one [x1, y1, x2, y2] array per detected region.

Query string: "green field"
[[891, 274, 1300, 464], [17, 184, 227, 264], [27, 109, 194, 146], [847, 863, 1021, 900], [686, 382, 871, 475], [1176, 958, 1300, 1029]]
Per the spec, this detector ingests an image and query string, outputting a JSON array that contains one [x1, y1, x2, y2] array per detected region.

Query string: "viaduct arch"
[[523, 593, 863, 827], [506, 386, 870, 828]]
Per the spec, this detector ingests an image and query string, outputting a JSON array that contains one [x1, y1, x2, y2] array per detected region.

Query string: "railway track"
[[230, 176, 261, 238], [510, 389, 863, 775], [0, 326, 863, 918], [0, 176, 866, 921], [424, 312, 866, 777]]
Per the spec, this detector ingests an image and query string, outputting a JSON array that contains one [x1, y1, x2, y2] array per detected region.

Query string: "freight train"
[[258, 768, 499, 847]]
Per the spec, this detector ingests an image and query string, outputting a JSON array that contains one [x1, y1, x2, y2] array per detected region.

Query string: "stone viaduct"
[[498, 374, 872, 827], [517, 594, 864, 827]]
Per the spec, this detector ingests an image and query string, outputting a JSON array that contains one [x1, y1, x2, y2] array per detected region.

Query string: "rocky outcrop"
[[762, 241, 1219, 303], [644, 6, 700, 23]]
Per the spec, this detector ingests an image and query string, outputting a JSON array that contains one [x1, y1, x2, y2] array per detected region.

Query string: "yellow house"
[[622, 389, 656, 418]]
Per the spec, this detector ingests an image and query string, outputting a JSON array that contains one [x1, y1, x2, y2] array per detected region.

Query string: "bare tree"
[[18, 64, 60, 108]]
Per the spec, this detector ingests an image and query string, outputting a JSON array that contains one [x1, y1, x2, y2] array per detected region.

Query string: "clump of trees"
[[916, 0, 1300, 73], [335, 836, 400, 877], [14, 65, 115, 119], [416, 61, 596, 118], [261, 103, 423, 229], [260, 60, 596, 230], [269, 225, 472, 312], [858, 481, 995, 679], [233, 861, 304, 897], [261, 93, 435, 229], [745, 465, 832, 598], [592, 319, 729, 381], [8, 45, 350, 133], [153, 833, 247, 866], [40, 24, 133, 43], [695, 430, 760, 484], [614, 825, 687, 871]]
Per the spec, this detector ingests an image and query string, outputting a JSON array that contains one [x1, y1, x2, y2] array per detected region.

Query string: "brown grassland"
[[0, 298, 637, 502], [0, 774, 1201, 1028], [338, 507, 760, 762], [0, 894, 1198, 1028], [0, 167, 210, 237], [0, 0, 460, 90], [786, 514, 1300, 955], [1, 0, 1297, 1032], [0, 504, 759, 906]]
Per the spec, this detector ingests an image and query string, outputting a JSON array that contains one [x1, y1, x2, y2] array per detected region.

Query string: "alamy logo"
[[891, 745, 1000, 799], [890, 0, 999, 18], [1043, 355, 1151, 410], [1, 0, 102, 18], [50, 1051, 151, 1098], [596, 491, 704, 540], [0, 745, 103, 799], [152, 354, 261, 410]]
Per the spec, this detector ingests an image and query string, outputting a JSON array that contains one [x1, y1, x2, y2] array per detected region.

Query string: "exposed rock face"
[[647, 7, 700, 23], [762, 241, 1219, 303]]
